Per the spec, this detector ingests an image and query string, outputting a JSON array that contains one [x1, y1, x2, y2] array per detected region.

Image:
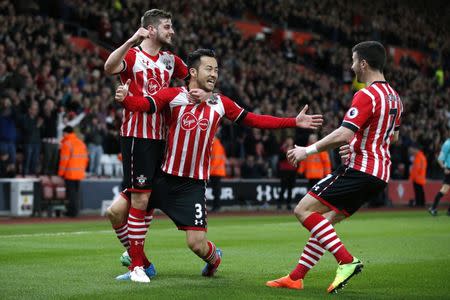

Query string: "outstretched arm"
[[287, 126, 354, 166], [238, 105, 323, 129]]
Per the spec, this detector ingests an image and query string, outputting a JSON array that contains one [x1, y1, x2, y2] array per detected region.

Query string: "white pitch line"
[[0, 230, 111, 239]]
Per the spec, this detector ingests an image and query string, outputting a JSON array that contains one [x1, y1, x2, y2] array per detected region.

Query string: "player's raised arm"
[[104, 27, 150, 75]]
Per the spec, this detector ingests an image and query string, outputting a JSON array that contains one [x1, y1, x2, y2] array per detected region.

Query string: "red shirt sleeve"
[[221, 95, 296, 128], [242, 112, 296, 128], [341, 90, 374, 132], [172, 55, 188, 79], [123, 87, 181, 113]]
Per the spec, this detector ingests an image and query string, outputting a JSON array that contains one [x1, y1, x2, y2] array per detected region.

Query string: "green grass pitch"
[[0, 211, 449, 299]]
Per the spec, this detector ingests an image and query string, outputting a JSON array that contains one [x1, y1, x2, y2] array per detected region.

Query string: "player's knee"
[[293, 204, 305, 221], [105, 205, 115, 220], [106, 205, 126, 224]]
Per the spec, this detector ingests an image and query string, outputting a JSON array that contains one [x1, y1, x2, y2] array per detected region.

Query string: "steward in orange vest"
[[409, 149, 427, 186], [58, 126, 88, 217], [210, 137, 226, 178], [297, 134, 331, 189], [209, 136, 226, 212], [409, 143, 427, 207]]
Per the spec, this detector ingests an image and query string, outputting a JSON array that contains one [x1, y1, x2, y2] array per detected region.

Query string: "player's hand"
[[115, 79, 131, 102], [286, 145, 307, 166], [128, 27, 151, 45], [445, 168, 450, 175], [339, 144, 351, 161], [295, 105, 323, 129], [188, 89, 212, 103]]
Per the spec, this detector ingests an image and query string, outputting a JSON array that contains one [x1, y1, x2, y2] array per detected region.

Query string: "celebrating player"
[[103, 9, 208, 283], [266, 41, 403, 293], [115, 48, 323, 282]]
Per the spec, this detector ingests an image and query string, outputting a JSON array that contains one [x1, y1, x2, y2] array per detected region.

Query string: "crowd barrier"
[[0, 178, 449, 216]]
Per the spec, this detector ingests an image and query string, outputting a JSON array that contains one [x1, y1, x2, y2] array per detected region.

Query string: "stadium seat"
[[100, 154, 113, 177], [48, 176, 67, 217], [110, 154, 123, 177]]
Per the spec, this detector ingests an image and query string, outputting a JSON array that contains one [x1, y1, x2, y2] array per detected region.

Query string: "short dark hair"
[[187, 48, 216, 71], [63, 126, 74, 133], [352, 41, 386, 72], [141, 9, 172, 28]]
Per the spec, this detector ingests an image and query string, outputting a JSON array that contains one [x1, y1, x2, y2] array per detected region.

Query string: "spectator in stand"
[[297, 134, 332, 189], [0, 148, 15, 178], [20, 101, 42, 175], [57, 109, 86, 142], [58, 126, 88, 217], [241, 155, 266, 179], [0, 97, 17, 171], [84, 116, 105, 176], [408, 143, 427, 207], [40, 98, 59, 175], [277, 137, 297, 210]]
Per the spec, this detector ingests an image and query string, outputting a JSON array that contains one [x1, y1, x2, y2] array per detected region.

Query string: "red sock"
[[142, 209, 154, 268], [302, 212, 353, 264], [290, 236, 325, 280], [113, 222, 129, 250], [128, 207, 147, 269], [202, 241, 220, 266]]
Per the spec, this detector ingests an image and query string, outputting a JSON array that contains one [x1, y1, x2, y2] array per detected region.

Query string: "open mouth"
[[207, 79, 215, 85]]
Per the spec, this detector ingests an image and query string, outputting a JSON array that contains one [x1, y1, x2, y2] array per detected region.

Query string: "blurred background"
[[0, 0, 449, 216]]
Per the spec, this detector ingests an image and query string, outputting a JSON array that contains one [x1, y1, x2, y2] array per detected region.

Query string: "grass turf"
[[0, 211, 449, 299]]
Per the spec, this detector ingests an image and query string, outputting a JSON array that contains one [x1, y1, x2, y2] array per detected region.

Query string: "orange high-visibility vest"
[[58, 133, 89, 180], [297, 151, 331, 179], [409, 150, 427, 185], [210, 137, 226, 177]]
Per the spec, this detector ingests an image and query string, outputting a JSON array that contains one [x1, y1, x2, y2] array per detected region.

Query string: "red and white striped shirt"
[[342, 81, 403, 182], [150, 87, 244, 180], [122, 87, 298, 180], [119, 46, 187, 139]]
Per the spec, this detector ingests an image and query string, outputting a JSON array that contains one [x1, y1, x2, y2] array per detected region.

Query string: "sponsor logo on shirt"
[[180, 112, 209, 131], [146, 78, 161, 95]]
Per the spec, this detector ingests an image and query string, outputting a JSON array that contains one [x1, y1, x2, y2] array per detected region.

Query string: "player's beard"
[[198, 78, 214, 92], [156, 31, 172, 47]]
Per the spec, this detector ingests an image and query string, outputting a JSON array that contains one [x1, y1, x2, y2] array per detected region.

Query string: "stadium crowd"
[[0, 0, 448, 181]]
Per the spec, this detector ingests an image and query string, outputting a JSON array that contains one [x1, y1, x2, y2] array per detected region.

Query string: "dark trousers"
[[65, 179, 80, 217], [413, 182, 425, 207], [42, 142, 59, 175], [23, 143, 41, 175], [209, 176, 222, 210], [279, 170, 297, 209]]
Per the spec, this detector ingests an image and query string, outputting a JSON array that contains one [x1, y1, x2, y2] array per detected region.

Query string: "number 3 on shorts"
[[195, 203, 203, 219]]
